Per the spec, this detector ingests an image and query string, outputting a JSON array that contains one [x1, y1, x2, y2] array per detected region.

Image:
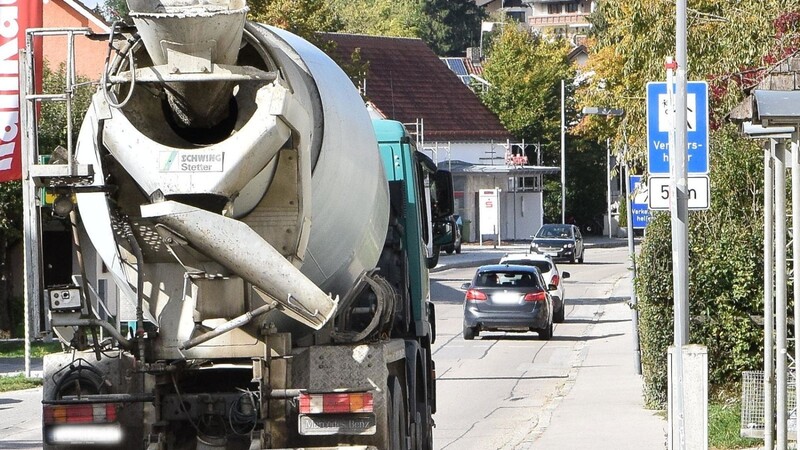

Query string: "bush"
[[636, 125, 765, 407]]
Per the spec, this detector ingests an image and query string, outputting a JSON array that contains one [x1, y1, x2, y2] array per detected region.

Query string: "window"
[[506, 11, 526, 23], [547, 4, 562, 14], [565, 3, 578, 13]]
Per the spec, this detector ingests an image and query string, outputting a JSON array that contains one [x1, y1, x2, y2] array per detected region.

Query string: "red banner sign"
[[0, 0, 42, 182]]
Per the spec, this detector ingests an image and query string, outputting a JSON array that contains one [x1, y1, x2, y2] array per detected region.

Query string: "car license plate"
[[299, 413, 376, 436], [546, 252, 558, 257]]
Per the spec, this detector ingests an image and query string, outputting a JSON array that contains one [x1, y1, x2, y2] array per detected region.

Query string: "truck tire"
[[389, 376, 408, 450]]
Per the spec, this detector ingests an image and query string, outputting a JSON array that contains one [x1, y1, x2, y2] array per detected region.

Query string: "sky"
[[81, 0, 101, 8]]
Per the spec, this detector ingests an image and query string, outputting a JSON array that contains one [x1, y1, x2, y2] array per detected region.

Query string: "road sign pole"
[[624, 164, 642, 374], [669, 0, 690, 446]]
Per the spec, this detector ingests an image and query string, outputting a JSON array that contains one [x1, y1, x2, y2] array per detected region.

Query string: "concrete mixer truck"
[[20, 1, 455, 448]]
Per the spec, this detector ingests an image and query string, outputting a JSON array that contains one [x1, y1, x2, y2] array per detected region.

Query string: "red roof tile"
[[322, 33, 514, 143]]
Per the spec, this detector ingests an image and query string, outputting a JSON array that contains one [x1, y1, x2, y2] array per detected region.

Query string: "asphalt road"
[[430, 245, 666, 449], [0, 245, 664, 450]]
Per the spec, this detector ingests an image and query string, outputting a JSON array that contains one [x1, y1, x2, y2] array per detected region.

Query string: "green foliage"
[[618, 194, 627, 228], [708, 401, 761, 449], [0, 375, 42, 393], [575, 0, 800, 169], [248, 0, 344, 48], [98, 0, 130, 23], [480, 26, 606, 224], [417, 0, 487, 56], [0, 341, 62, 358], [480, 26, 574, 145], [38, 63, 94, 156], [636, 125, 765, 407], [327, 0, 422, 38]]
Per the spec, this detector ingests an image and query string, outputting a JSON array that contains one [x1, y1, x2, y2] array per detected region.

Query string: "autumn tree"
[[248, 0, 343, 48], [576, 0, 800, 404]]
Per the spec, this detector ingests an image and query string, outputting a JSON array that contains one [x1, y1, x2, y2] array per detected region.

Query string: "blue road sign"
[[646, 81, 709, 174], [629, 175, 651, 229]]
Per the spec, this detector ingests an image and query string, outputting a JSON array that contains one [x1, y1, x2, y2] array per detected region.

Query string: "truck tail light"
[[298, 392, 374, 414], [43, 403, 123, 445], [523, 291, 547, 302], [465, 289, 487, 301], [43, 403, 118, 424]]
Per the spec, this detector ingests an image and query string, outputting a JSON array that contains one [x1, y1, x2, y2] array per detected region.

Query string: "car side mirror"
[[562, 271, 570, 279], [461, 282, 471, 290]]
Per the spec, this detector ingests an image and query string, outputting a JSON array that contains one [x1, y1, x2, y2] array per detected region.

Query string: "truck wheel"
[[389, 376, 408, 450], [414, 396, 433, 449]]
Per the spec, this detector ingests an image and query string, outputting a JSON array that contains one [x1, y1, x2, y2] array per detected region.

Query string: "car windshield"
[[503, 260, 552, 273], [475, 271, 540, 288], [536, 225, 572, 239]]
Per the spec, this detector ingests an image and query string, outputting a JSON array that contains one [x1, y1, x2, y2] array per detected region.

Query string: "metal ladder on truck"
[[19, 27, 105, 375]]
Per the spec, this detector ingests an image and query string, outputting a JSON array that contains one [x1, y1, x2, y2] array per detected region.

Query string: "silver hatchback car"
[[461, 264, 555, 340], [499, 253, 570, 323]]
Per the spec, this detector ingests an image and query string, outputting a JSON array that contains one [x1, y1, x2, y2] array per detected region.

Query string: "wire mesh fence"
[[742, 370, 798, 439]]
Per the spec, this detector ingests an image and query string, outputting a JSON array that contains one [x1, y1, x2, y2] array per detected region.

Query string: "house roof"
[[322, 33, 515, 143]]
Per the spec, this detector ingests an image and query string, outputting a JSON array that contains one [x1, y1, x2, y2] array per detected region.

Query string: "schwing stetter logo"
[[159, 150, 224, 173]]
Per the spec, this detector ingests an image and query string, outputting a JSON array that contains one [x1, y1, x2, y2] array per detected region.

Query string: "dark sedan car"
[[461, 264, 554, 340], [529, 224, 584, 263]]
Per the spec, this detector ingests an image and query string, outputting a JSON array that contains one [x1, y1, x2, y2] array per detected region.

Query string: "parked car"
[[461, 264, 554, 340], [442, 214, 462, 254], [530, 223, 584, 264], [499, 253, 570, 323]]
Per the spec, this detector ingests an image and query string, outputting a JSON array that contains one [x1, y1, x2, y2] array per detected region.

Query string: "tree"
[[575, 0, 800, 404], [97, 0, 130, 23], [0, 62, 93, 337], [479, 25, 605, 223], [248, 0, 344, 47], [480, 26, 574, 149], [417, 0, 487, 56], [328, 0, 422, 38]]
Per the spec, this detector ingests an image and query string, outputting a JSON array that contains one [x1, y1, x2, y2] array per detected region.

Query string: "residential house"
[[477, 0, 594, 46], [43, 0, 111, 79], [323, 33, 559, 241]]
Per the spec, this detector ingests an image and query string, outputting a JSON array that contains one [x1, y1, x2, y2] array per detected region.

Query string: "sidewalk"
[[526, 261, 668, 449]]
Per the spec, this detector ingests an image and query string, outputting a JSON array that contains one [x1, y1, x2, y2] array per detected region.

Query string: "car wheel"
[[554, 304, 565, 323], [538, 321, 553, 340], [578, 251, 584, 264], [463, 325, 477, 340], [455, 241, 462, 254], [569, 255, 575, 264], [445, 247, 454, 255]]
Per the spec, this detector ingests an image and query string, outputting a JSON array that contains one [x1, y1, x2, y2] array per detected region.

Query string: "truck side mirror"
[[433, 170, 454, 219]]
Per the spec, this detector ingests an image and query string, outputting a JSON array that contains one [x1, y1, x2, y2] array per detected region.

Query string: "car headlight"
[[531, 242, 538, 249], [564, 243, 574, 249]]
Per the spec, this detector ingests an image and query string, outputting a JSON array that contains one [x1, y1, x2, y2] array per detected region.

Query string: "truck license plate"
[[299, 413, 376, 436]]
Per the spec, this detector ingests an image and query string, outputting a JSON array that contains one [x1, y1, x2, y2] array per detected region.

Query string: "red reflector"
[[523, 291, 547, 302], [465, 289, 487, 301], [298, 392, 374, 414], [43, 403, 118, 425]]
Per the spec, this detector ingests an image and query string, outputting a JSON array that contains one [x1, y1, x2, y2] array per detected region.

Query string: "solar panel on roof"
[[459, 75, 472, 85], [442, 57, 468, 76]]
